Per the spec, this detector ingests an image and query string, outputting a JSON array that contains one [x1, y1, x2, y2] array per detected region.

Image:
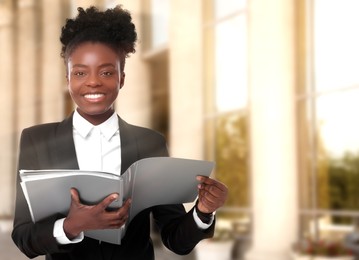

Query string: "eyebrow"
[[71, 63, 117, 69]]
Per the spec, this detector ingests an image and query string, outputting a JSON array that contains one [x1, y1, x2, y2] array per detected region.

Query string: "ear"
[[120, 72, 126, 89]]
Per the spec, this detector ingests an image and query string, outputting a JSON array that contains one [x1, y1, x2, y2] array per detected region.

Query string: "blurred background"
[[1, 0, 359, 259]]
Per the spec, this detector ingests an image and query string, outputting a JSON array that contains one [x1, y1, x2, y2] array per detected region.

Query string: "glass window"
[[203, 0, 250, 237], [214, 112, 249, 208], [315, 90, 359, 211], [298, 0, 359, 241], [314, 0, 359, 92], [215, 16, 247, 112], [150, 0, 169, 48], [140, 0, 169, 50], [316, 90, 359, 158]]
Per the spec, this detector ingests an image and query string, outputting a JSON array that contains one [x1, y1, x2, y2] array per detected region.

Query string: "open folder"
[[19, 157, 215, 245]]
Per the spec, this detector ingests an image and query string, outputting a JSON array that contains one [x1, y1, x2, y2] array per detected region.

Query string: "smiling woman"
[[10, 4, 228, 260]]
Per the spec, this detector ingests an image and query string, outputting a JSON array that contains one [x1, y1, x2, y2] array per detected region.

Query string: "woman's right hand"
[[63, 188, 131, 239]]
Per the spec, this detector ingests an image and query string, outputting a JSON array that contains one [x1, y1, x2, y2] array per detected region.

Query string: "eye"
[[73, 71, 86, 77], [101, 71, 114, 77]]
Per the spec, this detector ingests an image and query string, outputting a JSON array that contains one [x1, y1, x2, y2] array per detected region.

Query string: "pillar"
[[16, 0, 38, 130], [114, 0, 152, 127], [245, 0, 298, 259], [169, 0, 204, 159], [40, 0, 65, 122], [0, 0, 15, 217]]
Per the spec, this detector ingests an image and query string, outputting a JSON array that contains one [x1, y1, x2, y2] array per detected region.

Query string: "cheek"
[[67, 84, 80, 102], [67, 83, 74, 95], [67, 78, 81, 93], [111, 88, 120, 100], [67, 89, 76, 103]]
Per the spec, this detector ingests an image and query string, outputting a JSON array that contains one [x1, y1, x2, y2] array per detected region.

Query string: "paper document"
[[20, 157, 215, 244]]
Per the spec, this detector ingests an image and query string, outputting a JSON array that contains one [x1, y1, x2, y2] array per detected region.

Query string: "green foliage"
[[214, 112, 249, 208], [327, 152, 359, 223]]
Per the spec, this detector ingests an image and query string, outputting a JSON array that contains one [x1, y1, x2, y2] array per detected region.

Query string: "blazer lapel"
[[54, 112, 80, 170], [52, 114, 136, 172], [118, 116, 139, 174]]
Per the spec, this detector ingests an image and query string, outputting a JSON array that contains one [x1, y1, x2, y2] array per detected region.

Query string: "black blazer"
[[12, 113, 214, 260]]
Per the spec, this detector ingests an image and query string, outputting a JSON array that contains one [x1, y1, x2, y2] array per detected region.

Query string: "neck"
[[76, 108, 115, 126]]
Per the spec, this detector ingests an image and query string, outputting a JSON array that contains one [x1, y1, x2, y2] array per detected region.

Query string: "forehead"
[[68, 42, 121, 65]]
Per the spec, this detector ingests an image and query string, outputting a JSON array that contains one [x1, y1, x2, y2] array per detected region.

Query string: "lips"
[[83, 93, 106, 102]]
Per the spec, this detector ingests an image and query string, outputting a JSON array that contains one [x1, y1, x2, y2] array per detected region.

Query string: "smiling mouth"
[[84, 93, 105, 100]]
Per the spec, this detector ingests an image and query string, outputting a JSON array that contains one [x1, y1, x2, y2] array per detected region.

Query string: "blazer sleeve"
[[152, 204, 215, 255], [131, 127, 215, 254], [12, 128, 75, 258]]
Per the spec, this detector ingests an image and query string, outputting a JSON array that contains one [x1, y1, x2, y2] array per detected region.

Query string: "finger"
[[197, 176, 211, 191], [98, 193, 119, 210], [199, 188, 215, 201], [198, 184, 227, 205], [108, 199, 132, 227], [198, 192, 225, 212], [115, 198, 132, 219], [122, 198, 132, 211], [197, 176, 228, 193], [199, 188, 226, 206], [197, 175, 227, 188], [107, 210, 128, 224], [109, 216, 128, 228], [204, 185, 228, 199], [70, 188, 81, 205], [196, 175, 210, 183]]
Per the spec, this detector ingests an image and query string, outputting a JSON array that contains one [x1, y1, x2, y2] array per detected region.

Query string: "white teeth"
[[84, 93, 104, 99]]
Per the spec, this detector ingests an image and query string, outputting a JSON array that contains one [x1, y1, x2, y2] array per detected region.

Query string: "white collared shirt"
[[72, 110, 121, 175]]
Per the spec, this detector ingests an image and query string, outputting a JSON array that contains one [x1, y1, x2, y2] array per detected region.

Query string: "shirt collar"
[[98, 113, 120, 141], [73, 110, 119, 141]]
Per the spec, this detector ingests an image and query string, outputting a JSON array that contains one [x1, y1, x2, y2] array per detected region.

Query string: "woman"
[[12, 5, 228, 260]]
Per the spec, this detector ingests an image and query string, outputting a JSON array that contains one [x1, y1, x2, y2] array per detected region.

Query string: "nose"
[[86, 73, 101, 87]]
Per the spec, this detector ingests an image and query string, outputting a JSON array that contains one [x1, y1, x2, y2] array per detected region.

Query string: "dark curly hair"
[[60, 5, 137, 71]]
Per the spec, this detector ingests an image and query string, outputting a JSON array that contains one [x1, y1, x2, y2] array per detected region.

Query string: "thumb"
[[70, 188, 81, 205]]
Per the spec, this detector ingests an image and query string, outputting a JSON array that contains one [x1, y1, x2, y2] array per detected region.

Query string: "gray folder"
[[20, 157, 215, 244]]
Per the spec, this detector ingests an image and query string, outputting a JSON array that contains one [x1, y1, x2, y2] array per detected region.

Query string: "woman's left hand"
[[196, 176, 228, 214]]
